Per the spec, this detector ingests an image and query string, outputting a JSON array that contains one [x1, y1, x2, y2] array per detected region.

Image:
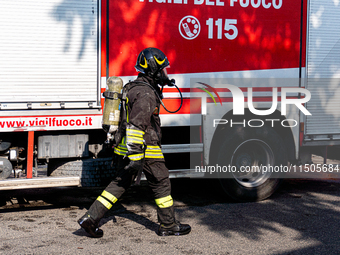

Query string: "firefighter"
[[78, 47, 191, 237]]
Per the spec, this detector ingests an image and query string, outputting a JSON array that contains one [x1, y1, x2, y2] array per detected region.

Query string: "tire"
[[48, 157, 117, 187], [215, 125, 287, 202], [0, 158, 12, 180]]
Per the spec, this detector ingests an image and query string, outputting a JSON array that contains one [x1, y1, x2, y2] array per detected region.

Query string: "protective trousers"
[[87, 156, 175, 225]]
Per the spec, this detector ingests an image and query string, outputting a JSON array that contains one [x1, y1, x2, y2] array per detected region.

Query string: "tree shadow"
[[172, 178, 340, 254], [2, 178, 340, 253], [51, 0, 97, 60]]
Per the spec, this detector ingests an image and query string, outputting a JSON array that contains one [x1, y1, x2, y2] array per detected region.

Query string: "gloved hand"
[[124, 159, 144, 175]]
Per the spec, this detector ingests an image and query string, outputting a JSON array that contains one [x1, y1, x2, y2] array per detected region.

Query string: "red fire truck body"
[[1, 0, 339, 201]]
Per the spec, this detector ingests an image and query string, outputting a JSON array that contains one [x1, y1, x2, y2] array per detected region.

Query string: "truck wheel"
[[48, 157, 116, 187], [0, 158, 12, 180], [216, 125, 287, 202]]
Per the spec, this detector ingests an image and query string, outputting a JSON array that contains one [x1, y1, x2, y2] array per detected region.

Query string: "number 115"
[[206, 18, 238, 40]]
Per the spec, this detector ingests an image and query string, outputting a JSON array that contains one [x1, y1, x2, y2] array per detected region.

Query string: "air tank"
[[102, 76, 123, 134]]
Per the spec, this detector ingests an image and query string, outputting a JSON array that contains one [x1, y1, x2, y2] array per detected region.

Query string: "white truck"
[[0, 0, 339, 201]]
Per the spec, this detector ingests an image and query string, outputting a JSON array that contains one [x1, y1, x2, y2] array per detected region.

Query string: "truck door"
[[304, 0, 340, 145], [0, 0, 100, 110]]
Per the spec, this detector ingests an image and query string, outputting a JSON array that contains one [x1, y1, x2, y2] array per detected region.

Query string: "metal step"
[[138, 169, 205, 180], [161, 143, 203, 154], [0, 177, 80, 190]]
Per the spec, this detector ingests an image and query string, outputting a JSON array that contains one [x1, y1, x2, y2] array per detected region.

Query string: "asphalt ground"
[[1, 177, 340, 255]]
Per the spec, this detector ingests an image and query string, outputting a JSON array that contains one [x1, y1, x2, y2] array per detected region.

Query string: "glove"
[[124, 159, 144, 175]]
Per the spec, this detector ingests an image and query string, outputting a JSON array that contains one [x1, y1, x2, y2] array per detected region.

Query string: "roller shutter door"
[[0, 0, 99, 109], [305, 0, 340, 141]]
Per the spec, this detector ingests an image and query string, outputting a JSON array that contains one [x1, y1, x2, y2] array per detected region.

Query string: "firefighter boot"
[[155, 197, 191, 236], [77, 213, 103, 238], [157, 221, 191, 236]]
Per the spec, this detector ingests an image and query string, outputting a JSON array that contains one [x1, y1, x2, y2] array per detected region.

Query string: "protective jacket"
[[114, 74, 164, 162]]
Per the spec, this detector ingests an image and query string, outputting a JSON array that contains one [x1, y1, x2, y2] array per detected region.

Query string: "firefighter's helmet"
[[135, 48, 169, 77]]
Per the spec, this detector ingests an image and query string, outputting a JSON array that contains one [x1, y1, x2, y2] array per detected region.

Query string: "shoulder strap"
[[113, 86, 128, 147]]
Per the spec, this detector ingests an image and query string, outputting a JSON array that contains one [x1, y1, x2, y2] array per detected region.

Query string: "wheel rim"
[[230, 139, 274, 188]]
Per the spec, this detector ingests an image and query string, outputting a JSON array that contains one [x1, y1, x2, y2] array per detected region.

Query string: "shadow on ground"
[[1, 177, 340, 254]]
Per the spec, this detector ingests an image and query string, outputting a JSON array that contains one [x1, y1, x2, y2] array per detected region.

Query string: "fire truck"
[[0, 0, 339, 201]]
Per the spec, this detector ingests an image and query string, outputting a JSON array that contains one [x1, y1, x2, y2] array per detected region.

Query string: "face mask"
[[157, 68, 170, 86]]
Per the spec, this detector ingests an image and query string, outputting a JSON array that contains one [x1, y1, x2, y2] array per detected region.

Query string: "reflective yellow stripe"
[[146, 149, 162, 153], [145, 150, 162, 154], [117, 143, 127, 150], [101, 191, 118, 204], [126, 129, 144, 137], [127, 137, 144, 144], [114, 137, 128, 156], [116, 144, 127, 150], [155, 195, 173, 208], [114, 150, 126, 156], [146, 145, 161, 150], [145, 153, 164, 158], [114, 147, 127, 156], [126, 128, 144, 145], [126, 97, 129, 123], [145, 146, 163, 159], [128, 153, 144, 161], [147, 145, 162, 151], [96, 196, 112, 209], [114, 138, 164, 158]]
